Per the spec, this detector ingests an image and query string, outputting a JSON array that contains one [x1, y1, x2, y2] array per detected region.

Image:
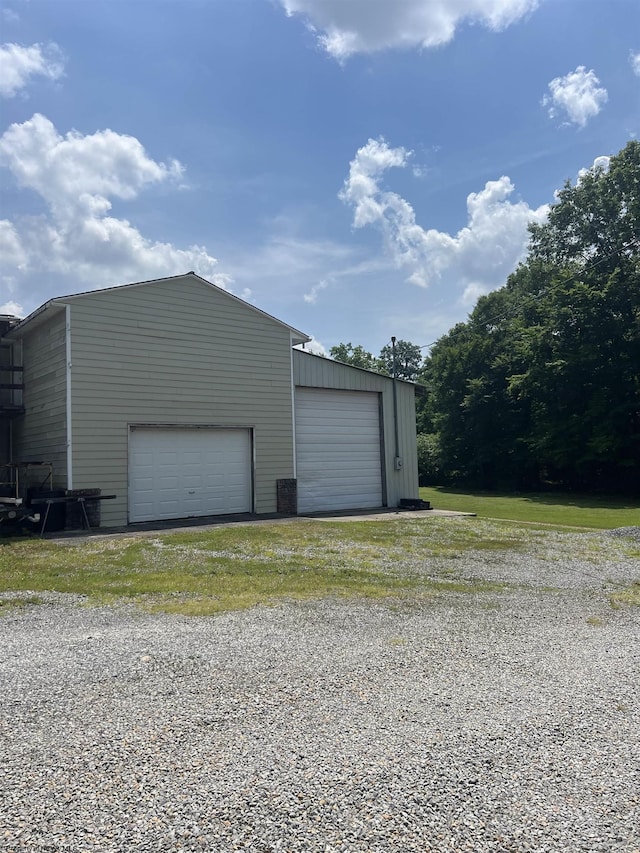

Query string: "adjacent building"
[[0, 273, 419, 527]]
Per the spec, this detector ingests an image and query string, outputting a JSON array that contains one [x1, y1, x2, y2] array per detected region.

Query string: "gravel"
[[1, 524, 639, 852], [606, 526, 640, 542]]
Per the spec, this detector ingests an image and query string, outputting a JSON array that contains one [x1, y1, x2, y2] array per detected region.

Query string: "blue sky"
[[1, 0, 638, 355]]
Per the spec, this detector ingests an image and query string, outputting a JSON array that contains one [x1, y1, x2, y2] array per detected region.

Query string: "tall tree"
[[529, 140, 640, 274], [378, 339, 423, 381], [424, 141, 640, 493], [329, 342, 379, 371], [329, 339, 424, 379]]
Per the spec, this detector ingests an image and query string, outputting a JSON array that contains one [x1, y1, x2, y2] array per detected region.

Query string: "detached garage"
[[2, 273, 419, 527]]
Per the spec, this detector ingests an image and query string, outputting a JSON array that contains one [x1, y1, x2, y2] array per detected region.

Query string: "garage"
[[295, 388, 383, 513], [129, 427, 252, 523]]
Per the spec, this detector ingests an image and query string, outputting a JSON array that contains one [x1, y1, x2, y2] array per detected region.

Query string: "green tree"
[[424, 141, 640, 493], [329, 342, 379, 371], [378, 339, 423, 381], [529, 140, 640, 275], [416, 433, 443, 486], [329, 339, 425, 379]]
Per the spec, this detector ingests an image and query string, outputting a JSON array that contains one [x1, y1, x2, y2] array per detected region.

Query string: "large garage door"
[[295, 388, 383, 513], [129, 427, 252, 522]]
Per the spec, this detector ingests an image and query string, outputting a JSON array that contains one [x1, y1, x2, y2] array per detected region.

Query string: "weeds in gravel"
[[0, 517, 634, 614], [0, 595, 42, 612], [609, 582, 640, 609]]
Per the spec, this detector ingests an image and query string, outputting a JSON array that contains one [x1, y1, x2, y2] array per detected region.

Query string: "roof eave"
[[4, 300, 66, 338]]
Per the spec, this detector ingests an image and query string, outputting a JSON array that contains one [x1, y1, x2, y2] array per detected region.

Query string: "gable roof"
[[7, 272, 311, 345]]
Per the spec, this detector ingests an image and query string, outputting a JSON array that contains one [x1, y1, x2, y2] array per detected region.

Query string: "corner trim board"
[[65, 304, 73, 489], [290, 333, 297, 478]]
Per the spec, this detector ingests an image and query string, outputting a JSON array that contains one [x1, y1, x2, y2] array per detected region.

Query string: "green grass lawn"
[[420, 486, 640, 529]]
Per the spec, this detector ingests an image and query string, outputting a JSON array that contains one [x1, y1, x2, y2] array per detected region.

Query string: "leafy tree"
[[329, 342, 379, 371], [424, 141, 640, 493], [415, 360, 437, 434], [329, 339, 425, 379], [529, 140, 640, 275], [378, 339, 423, 381], [416, 433, 443, 486]]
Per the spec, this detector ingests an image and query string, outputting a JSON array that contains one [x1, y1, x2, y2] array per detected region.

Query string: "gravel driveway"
[[1, 525, 639, 852]]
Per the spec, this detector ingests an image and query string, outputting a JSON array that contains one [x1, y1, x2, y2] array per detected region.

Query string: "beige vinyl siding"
[[293, 350, 418, 507], [67, 276, 295, 525], [0, 339, 13, 465], [12, 308, 67, 489]]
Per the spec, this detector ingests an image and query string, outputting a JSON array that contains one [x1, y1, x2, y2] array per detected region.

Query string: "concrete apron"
[[51, 507, 476, 544]]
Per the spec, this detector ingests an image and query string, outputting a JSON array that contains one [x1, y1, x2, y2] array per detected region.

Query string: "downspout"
[[391, 336, 402, 470], [290, 332, 297, 478], [65, 305, 73, 489]]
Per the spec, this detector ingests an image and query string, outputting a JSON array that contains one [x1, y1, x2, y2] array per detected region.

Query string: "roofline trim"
[[4, 300, 66, 337], [8, 273, 311, 343], [293, 347, 418, 386]]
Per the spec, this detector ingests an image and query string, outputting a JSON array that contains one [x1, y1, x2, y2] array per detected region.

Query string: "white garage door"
[[129, 427, 252, 522], [295, 388, 383, 513]]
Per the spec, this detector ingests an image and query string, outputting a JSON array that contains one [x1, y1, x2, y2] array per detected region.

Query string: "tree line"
[[329, 140, 640, 494]]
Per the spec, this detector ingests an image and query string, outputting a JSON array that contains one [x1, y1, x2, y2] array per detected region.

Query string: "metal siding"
[[69, 276, 294, 526], [296, 388, 383, 512], [293, 350, 419, 507]]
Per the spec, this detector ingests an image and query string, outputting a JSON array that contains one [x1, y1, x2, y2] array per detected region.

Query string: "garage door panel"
[[129, 428, 252, 522], [204, 474, 225, 488], [296, 389, 383, 513], [302, 447, 381, 460]]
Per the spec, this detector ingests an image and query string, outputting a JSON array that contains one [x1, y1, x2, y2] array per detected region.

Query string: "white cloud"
[[0, 42, 64, 97], [0, 113, 183, 220], [461, 282, 489, 306], [542, 66, 608, 128], [0, 219, 26, 268], [0, 219, 27, 297], [0, 300, 24, 317], [223, 228, 369, 302], [2, 9, 20, 25], [340, 137, 548, 295], [303, 279, 329, 304], [631, 52, 640, 76], [0, 114, 230, 304], [232, 233, 354, 280], [577, 154, 611, 182], [295, 336, 328, 356], [280, 0, 539, 59]]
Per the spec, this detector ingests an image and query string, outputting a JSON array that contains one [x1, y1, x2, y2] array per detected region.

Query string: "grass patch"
[[609, 582, 640, 609], [0, 595, 42, 612], [0, 519, 517, 615], [1, 516, 633, 616], [420, 486, 640, 529]]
